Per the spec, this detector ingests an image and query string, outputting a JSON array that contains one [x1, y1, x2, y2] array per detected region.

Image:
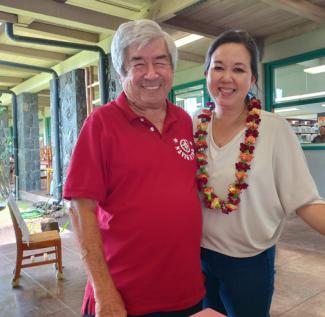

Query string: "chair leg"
[[12, 249, 23, 287], [56, 242, 64, 280]]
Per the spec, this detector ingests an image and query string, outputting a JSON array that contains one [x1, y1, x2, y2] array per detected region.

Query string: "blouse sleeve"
[[273, 118, 325, 215]]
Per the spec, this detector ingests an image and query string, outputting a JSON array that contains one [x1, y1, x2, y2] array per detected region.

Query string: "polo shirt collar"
[[115, 92, 178, 126]]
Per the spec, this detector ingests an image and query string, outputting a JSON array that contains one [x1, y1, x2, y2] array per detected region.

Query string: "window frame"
[[170, 79, 210, 108], [264, 48, 325, 150]]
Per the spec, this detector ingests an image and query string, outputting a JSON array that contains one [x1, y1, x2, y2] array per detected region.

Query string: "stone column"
[[107, 54, 123, 101], [0, 106, 10, 184], [17, 93, 40, 192], [59, 69, 87, 185], [49, 78, 60, 200]]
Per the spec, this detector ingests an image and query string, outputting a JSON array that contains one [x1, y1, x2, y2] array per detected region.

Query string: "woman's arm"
[[297, 203, 325, 235], [70, 198, 127, 317]]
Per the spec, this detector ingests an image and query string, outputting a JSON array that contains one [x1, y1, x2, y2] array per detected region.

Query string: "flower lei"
[[194, 97, 262, 214]]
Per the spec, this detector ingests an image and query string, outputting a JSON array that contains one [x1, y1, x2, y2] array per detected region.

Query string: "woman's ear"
[[251, 75, 256, 86]]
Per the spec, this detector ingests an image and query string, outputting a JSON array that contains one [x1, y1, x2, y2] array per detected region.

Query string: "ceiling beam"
[[0, 65, 39, 76], [262, 0, 325, 23], [0, 76, 23, 85], [0, 44, 68, 61], [0, 85, 12, 90], [93, 0, 143, 12], [178, 50, 205, 64], [0, 11, 17, 23], [17, 14, 34, 26], [20, 22, 99, 43], [264, 21, 324, 45], [0, 24, 4, 36], [0, 0, 130, 33], [162, 17, 224, 38], [149, 0, 203, 22]]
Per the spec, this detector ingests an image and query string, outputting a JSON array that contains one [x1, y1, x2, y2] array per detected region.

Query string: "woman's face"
[[206, 42, 256, 110]]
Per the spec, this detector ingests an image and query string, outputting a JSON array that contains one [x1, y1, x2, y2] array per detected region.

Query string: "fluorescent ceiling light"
[[321, 104, 325, 107], [275, 91, 325, 102], [175, 34, 203, 48], [304, 65, 325, 74], [274, 107, 299, 113]]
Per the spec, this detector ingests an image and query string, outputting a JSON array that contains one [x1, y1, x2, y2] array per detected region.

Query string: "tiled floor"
[[0, 214, 325, 317], [270, 215, 325, 317], [0, 229, 85, 317]]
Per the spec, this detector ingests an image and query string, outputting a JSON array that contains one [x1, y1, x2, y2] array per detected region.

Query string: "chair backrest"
[[7, 194, 30, 245]]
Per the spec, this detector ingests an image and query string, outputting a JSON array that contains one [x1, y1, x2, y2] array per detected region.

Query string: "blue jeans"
[[83, 301, 202, 317], [201, 246, 276, 317]]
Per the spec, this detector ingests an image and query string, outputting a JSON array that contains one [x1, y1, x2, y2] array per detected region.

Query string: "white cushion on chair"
[[7, 194, 30, 245]]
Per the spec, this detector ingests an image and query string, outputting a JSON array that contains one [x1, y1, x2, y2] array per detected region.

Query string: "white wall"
[[263, 27, 325, 63], [304, 150, 325, 198]]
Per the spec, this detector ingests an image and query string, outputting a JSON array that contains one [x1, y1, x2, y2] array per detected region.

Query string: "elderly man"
[[312, 125, 325, 143], [64, 20, 204, 317]]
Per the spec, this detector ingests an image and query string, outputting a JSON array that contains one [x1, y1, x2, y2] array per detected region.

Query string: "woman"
[[194, 30, 325, 317]]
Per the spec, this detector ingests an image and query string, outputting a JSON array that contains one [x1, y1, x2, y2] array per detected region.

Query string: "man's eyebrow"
[[130, 56, 144, 62], [155, 54, 169, 60], [129, 54, 169, 62]]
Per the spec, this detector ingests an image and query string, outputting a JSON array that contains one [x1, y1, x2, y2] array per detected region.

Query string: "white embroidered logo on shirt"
[[173, 138, 195, 160]]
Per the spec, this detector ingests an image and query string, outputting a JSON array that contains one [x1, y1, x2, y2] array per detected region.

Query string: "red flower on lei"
[[194, 97, 262, 214]]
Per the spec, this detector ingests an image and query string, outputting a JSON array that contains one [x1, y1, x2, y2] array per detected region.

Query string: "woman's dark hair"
[[204, 30, 260, 83]]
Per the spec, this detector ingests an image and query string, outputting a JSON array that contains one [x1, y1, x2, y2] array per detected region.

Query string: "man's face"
[[120, 38, 173, 109], [320, 126, 325, 136]]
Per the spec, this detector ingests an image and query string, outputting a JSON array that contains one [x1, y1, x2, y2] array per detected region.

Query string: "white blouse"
[[194, 110, 325, 257]]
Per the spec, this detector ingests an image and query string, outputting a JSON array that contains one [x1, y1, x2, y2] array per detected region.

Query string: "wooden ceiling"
[[0, 0, 324, 98]]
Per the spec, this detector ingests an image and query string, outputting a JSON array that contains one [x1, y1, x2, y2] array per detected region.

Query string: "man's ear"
[[118, 73, 124, 85]]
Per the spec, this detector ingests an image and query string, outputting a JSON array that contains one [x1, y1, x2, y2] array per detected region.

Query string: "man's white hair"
[[111, 19, 178, 75]]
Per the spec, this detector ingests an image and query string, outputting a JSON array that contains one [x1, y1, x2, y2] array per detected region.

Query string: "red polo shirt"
[[64, 92, 204, 315]]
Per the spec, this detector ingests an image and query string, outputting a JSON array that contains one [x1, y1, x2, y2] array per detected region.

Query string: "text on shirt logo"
[[173, 138, 195, 161]]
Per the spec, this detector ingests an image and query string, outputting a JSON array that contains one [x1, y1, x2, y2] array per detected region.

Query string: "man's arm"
[[70, 198, 127, 317], [297, 204, 325, 235]]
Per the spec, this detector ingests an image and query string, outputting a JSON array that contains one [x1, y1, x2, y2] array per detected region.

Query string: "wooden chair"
[[7, 194, 63, 287]]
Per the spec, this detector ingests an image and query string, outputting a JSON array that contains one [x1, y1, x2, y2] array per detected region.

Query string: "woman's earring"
[[247, 91, 255, 99]]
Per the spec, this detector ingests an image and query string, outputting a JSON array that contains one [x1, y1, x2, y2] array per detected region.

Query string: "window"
[[85, 65, 100, 115], [171, 80, 209, 117], [265, 49, 325, 149]]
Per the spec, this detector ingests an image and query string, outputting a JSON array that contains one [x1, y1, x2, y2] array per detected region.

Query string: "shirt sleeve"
[[63, 111, 108, 202], [273, 118, 325, 215]]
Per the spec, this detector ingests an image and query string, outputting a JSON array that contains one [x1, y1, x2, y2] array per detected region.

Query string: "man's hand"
[[95, 288, 127, 317], [70, 198, 127, 317]]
